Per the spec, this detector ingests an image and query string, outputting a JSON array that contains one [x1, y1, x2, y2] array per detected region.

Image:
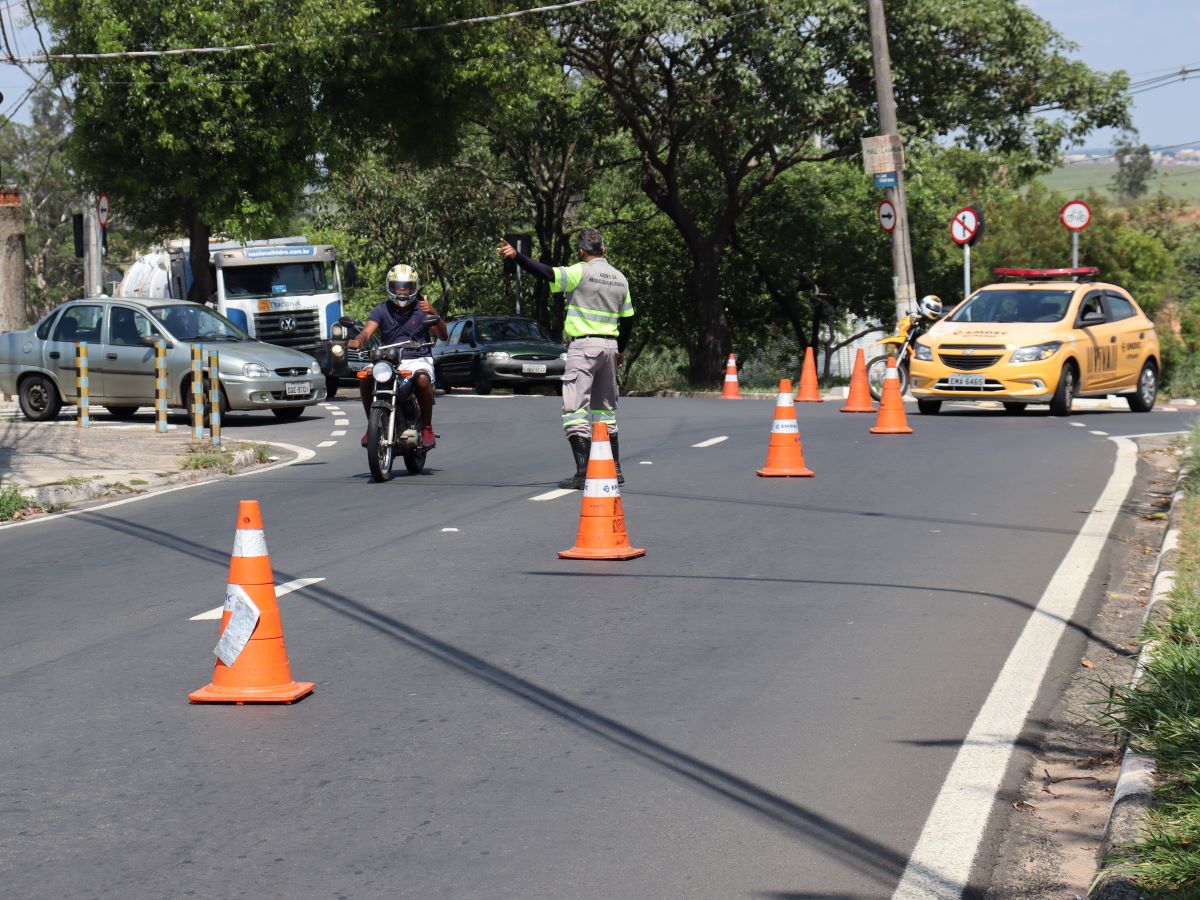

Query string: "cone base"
[[869, 425, 913, 434], [794, 396, 823, 403], [189, 680, 315, 704], [840, 404, 874, 413], [756, 466, 814, 477], [720, 393, 740, 400], [558, 545, 646, 560]]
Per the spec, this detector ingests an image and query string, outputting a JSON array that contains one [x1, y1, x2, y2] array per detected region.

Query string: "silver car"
[[0, 298, 327, 421]]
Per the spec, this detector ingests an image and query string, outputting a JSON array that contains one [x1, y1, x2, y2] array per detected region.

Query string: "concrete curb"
[[22, 445, 260, 511], [1091, 472, 1187, 898], [625, 389, 849, 400]]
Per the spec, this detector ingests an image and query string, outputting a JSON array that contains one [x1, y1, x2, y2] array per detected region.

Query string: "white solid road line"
[[530, 488, 575, 501], [190, 577, 326, 621], [692, 436, 728, 448], [317, 440, 337, 448], [892, 437, 1138, 899]]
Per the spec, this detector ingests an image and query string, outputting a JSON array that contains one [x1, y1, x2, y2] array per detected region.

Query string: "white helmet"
[[386, 263, 419, 307], [918, 294, 943, 320]]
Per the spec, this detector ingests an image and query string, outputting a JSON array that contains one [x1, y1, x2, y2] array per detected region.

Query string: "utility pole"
[[82, 194, 103, 296], [866, 0, 918, 322]]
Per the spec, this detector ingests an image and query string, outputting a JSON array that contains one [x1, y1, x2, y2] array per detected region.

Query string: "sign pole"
[[964, 243, 971, 298], [1072, 232, 1079, 268]]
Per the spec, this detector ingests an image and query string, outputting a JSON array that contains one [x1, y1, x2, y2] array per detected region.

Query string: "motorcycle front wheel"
[[866, 355, 909, 401], [367, 406, 394, 482]]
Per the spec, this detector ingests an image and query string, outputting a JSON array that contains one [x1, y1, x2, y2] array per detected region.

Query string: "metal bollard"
[[155, 339, 169, 433], [190, 344, 205, 440], [208, 350, 221, 447], [76, 342, 90, 427]]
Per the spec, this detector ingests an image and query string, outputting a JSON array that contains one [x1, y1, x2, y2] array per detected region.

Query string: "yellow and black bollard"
[[190, 343, 205, 440], [75, 341, 90, 427], [155, 339, 169, 433], [208, 350, 221, 447]]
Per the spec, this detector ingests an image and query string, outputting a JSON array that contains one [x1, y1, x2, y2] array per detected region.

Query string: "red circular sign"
[[97, 193, 110, 228], [1060, 200, 1091, 232], [949, 207, 979, 246], [878, 200, 897, 233]]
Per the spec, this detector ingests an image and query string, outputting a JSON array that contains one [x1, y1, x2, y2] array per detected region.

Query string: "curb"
[[625, 389, 848, 400], [1091, 472, 1187, 898]]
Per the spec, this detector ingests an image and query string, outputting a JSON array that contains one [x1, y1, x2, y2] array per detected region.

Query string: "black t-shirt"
[[368, 301, 431, 360]]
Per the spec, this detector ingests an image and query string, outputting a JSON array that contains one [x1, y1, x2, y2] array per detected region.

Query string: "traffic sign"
[[950, 207, 981, 246], [873, 171, 897, 188], [1060, 200, 1091, 231], [878, 200, 897, 232], [97, 193, 110, 228], [862, 134, 905, 175]]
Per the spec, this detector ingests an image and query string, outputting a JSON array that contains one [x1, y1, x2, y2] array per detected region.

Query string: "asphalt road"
[[1, 393, 1194, 899]]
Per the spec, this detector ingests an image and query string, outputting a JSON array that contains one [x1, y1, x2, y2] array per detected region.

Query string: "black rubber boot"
[[558, 435, 590, 489], [609, 432, 625, 485]]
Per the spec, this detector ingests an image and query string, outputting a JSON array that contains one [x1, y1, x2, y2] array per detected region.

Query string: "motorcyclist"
[[347, 264, 448, 448]]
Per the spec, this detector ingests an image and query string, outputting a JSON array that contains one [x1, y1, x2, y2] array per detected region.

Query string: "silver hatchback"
[[0, 298, 326, 421]]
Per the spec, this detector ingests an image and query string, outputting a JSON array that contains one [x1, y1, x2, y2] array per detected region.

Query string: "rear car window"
[[34, 310, 60, 339], [1105, 295, 1136, 322]]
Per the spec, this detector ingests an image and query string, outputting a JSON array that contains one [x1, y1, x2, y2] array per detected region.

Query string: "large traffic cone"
[[189, 500, 315, 704], [757, 379, 814, 477], [559, 422, 645, 560], [841, 348, 875, 413], [794, 347, 822, 402], [869, 358, 913, 435], [721, 354, 740, 399]]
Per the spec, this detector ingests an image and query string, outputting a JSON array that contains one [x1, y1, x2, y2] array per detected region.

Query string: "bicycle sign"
[[1060, 200, 1091, 232]]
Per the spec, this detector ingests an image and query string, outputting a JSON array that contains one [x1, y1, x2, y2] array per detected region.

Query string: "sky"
[[0, 2, 1197, 149]]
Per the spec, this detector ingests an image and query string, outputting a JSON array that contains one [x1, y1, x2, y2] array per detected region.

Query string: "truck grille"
[[254, 309, 321, 350]]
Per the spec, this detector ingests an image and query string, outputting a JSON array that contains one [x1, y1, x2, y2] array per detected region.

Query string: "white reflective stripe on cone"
[[775, 393, 794, 406], [232, 529, 268, 558], [725, 373, 737, 381], [583, 478, 620, 497], [884, 368, 898, 380], [771, 420, 799, 433], [589, 441, 614, 461]]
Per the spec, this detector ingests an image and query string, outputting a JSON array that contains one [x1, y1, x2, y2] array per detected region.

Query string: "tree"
[[556, 0, 1130, 384], [1112, 130, 1154, 201]]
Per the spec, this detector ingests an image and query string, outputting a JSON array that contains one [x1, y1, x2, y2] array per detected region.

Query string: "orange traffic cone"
[[721, 354, 740, 399], [757, 379, 814, 477], [841, 348, 875, 413], [189, 500, 315, 704], [869, 357, 913, 435], [559, 422, 645, 560], [794, 347, 822, 402]]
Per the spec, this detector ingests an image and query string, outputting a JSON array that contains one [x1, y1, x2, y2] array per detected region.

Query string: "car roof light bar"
[[992, 267, 1100, 281]]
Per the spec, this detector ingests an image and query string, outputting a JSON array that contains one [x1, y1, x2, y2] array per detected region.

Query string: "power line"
[[0, 0, 598, 64]]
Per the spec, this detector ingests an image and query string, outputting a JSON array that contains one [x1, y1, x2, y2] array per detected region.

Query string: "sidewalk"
[[0, 400, 265, 513]]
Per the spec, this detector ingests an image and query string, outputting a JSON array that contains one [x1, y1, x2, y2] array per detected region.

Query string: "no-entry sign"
[[1060, 200, 1091, 231], [950, 207, 981, 246], [878, 200, 897, 232]]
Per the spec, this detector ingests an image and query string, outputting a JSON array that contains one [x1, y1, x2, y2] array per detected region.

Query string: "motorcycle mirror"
[[421, 314, 442, 327], [338, 315, 356, 327]]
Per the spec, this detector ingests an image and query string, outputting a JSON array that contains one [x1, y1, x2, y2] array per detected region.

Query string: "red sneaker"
[[421, 426, 436, 449]]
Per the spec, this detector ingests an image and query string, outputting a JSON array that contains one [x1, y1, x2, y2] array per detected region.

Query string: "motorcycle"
[[866, 312, 932, 401], [362, 327, 437, 483]]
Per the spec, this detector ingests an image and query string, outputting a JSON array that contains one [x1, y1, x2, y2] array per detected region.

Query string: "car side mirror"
[[141, 334, 172, 348], [1082, 310, 1105, 325]]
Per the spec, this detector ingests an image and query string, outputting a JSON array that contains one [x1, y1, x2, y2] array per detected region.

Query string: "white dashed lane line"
[[317, 440, 336, 448], [331, 430, 346, 437], [692, 436, 728, 448], [1070, 422, 1087, 428], [335, 419, 350, 426], [530, 488, 576, 501], [1089, 430, 1109, 436], [190, 577, 326, 621]]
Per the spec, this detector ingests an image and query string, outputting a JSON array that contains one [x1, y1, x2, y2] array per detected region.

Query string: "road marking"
[[1118, 430, 1190, 439], [331, 430, 346, 437], [530, 488, 575, 501], [441, 527, 459, 533], [334, 418, 350, 426], [190, 577, 325, 621], [1089, 430, 1109, 436], [639, 461, 653, 465], [692, 436, 728, 448], [892, 437, 1137, 898], [317, 440, 336, 448], [1070, 422, 1086, 428]]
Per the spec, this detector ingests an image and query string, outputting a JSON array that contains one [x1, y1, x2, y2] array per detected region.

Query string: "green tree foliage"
[[554, 0, 1130, 384], [1112, 130, 1154, 202]]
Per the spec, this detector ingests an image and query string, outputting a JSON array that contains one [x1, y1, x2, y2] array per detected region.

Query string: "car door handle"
[[106, 352, 119, 359], [48, 351, 60, 359]]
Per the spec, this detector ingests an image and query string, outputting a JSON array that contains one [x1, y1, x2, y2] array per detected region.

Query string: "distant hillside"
[[1038, 163, 1200, 205]]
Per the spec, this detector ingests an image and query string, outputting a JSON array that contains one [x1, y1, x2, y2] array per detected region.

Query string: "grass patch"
[[0, 485, 42, 521], [130, 478, 148, 486], [1093, 426, 1200, 895], [252, 443, 271, 464], [180, 441, 235, 474]]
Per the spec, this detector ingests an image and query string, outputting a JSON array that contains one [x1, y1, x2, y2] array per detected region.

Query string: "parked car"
[[432, 315, 567, 395], [0, 297, 327, 421], [909, 267, 1160, 415]]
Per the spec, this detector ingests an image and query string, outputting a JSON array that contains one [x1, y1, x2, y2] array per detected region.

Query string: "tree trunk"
[[184, 206, 214, 303], [0, 199, 27, 332], [685, 246, 730, 386]]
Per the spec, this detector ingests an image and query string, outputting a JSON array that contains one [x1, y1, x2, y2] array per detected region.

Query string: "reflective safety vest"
[[551, 257, 634, 339]]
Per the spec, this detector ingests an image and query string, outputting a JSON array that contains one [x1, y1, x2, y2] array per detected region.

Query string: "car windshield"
[[222, 262, 331, 299], [476, 319, 551, 342], [149, 305, 249, 341], [946, 289, 1073, 324]]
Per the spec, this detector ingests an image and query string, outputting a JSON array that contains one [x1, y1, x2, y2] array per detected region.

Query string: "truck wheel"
[[1049, 362, 1076, 416], [19, 374, 62, 421], [1126, 360, 1157, 412], [271, 406, 305, 421], [325, 377, 340, 400]]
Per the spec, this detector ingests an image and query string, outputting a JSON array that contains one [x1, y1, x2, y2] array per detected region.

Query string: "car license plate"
[[522, 364, 547, 374], [285, 381, 310, 396], [948, 374, 985, 387]]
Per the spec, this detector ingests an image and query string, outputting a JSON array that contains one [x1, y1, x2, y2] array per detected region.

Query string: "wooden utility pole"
[[866, 0, 918, 322], [0, 185, 26, 332]]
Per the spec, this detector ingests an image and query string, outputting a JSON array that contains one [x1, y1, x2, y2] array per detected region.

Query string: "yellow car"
[[909, 268, 1160, 416]]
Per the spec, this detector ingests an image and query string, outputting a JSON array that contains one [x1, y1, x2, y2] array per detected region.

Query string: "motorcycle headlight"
[[914, 341, 933, 361], [331, 344, 345, 358], [1011, 341, 1062, 363], [487, 351, 510, 360], [331, 323, 346, 340], [309, 360, 321, 375], [372, 361, 394, 382], [241, 362, 271, 377]]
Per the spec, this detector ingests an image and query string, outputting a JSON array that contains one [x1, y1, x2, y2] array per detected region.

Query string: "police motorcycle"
[[361, 319, 439, 483], [866, 294, 943, 401]]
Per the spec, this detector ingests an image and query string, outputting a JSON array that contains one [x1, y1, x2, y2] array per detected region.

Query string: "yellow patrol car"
[[908, 268, 1159, 415]]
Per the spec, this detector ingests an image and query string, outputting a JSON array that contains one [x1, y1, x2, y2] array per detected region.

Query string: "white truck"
[[117, 236, 352, 395]]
